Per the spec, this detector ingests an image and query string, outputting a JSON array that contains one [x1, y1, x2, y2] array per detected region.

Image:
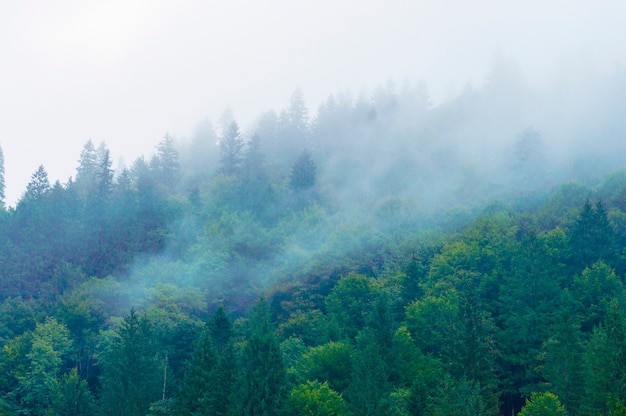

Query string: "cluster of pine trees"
[[1, 71, 626, 415]]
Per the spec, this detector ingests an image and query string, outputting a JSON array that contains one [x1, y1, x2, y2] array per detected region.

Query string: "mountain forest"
[[2, 64, 626, 416]]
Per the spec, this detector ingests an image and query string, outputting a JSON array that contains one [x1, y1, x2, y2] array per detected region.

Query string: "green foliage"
[[295, 341, 353, 393], [345, 325, 392, 416], [4, 91, 626, 416], [325, 273, 377, 340], [518, 392, 566, 416], [48, 368, 95, 416], [237, 298, 286, 416], [581, 301, 626, 415], [568, 199, 617, 271], [17, 317, 73, 416], [540, 295, 585, 414], [98, 309, 162, 416], [571, 261, 625, 332], [285, 381, 349, 416]]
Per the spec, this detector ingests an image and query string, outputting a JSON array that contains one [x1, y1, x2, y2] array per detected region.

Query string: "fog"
[[1, 0, 625, 205]]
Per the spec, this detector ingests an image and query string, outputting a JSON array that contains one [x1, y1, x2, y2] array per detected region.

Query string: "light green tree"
[[17, 317, 73, 416], [48, 368, 95, 416], [285, 381, 350, 416], [518, 392, 566, 416]]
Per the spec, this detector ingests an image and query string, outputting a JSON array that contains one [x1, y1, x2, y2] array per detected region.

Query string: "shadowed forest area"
[[1, 65, 626, 415]]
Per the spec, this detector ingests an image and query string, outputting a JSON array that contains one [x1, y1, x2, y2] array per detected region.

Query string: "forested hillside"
[[1, 68, 626, 415]]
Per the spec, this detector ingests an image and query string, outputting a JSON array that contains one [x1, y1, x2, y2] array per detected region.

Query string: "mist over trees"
[[1, 63, 626, 414]]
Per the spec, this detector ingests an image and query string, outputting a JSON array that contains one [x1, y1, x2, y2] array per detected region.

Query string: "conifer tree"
[[76, 140, 98, 196], [177, 328, 218, 416], [238, 298, 286, 416], [99, 309, 161, 416], [151, 134, 180, 189], [218, 121, 245, 176], [23, 165, 50, 201], [179, 307, 236, 416]]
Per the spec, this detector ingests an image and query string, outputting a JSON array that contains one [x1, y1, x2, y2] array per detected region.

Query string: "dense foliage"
[[1, 70, 626, 415]]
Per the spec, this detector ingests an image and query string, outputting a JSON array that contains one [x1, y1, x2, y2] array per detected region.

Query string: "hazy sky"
[[1, 0, 625, 205]]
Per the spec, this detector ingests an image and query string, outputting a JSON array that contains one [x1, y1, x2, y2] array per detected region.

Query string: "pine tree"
[[581, 301, 626, 415], [569, 199, 617, 270], [151, 134, 180, 189], [177, 328, 218, 416], [218, 121, 245, 176], [96, 145, 114, 201], [541, 295, 585, 415], [179, 307, 236, 416], [99, 309, 161, 416], [23, 165, 50, 201], [76, 140, 98, 196], [239, 298, 286, 416]]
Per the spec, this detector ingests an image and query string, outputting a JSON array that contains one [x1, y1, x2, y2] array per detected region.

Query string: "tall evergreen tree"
[[177, 328, 218, 416], [569, 199, 617, 271], [238, 298, 286, 416], [218, 121, 245, 176], [99, 309, 161, 416], [76, 140, 98, 196], [23, 165, 50, 202], [541, 295, 585, 415], [581, 301, 626, 416], [151, 134, 180, 189], [178, 307, 236, 416], [95, 145, 114, 201]]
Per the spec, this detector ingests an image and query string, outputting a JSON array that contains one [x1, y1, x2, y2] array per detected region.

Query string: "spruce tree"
[[177, 328, 218, 416], [239, 298, 286, 416], [99, 309, 161, 416], [218, 121, 245, 176]]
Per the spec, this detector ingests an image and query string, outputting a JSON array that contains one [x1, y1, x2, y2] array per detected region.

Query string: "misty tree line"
[[0, 65, 626, 415]]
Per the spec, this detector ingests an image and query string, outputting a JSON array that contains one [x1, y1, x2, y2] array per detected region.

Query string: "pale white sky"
[[1, 0, 625, 205]]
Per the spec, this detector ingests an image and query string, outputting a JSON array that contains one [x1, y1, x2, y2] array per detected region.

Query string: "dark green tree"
[[238, 298, 286, 416], [568, 199, 616, 271], [191, 307, 236, 416], [177, 327, 218, 415], [541, 295, 585, 415], [346, 326, 392, 416], [296, 341, 353, 394], [580, 301, 626, 415], [99, 309, 161, 416]]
